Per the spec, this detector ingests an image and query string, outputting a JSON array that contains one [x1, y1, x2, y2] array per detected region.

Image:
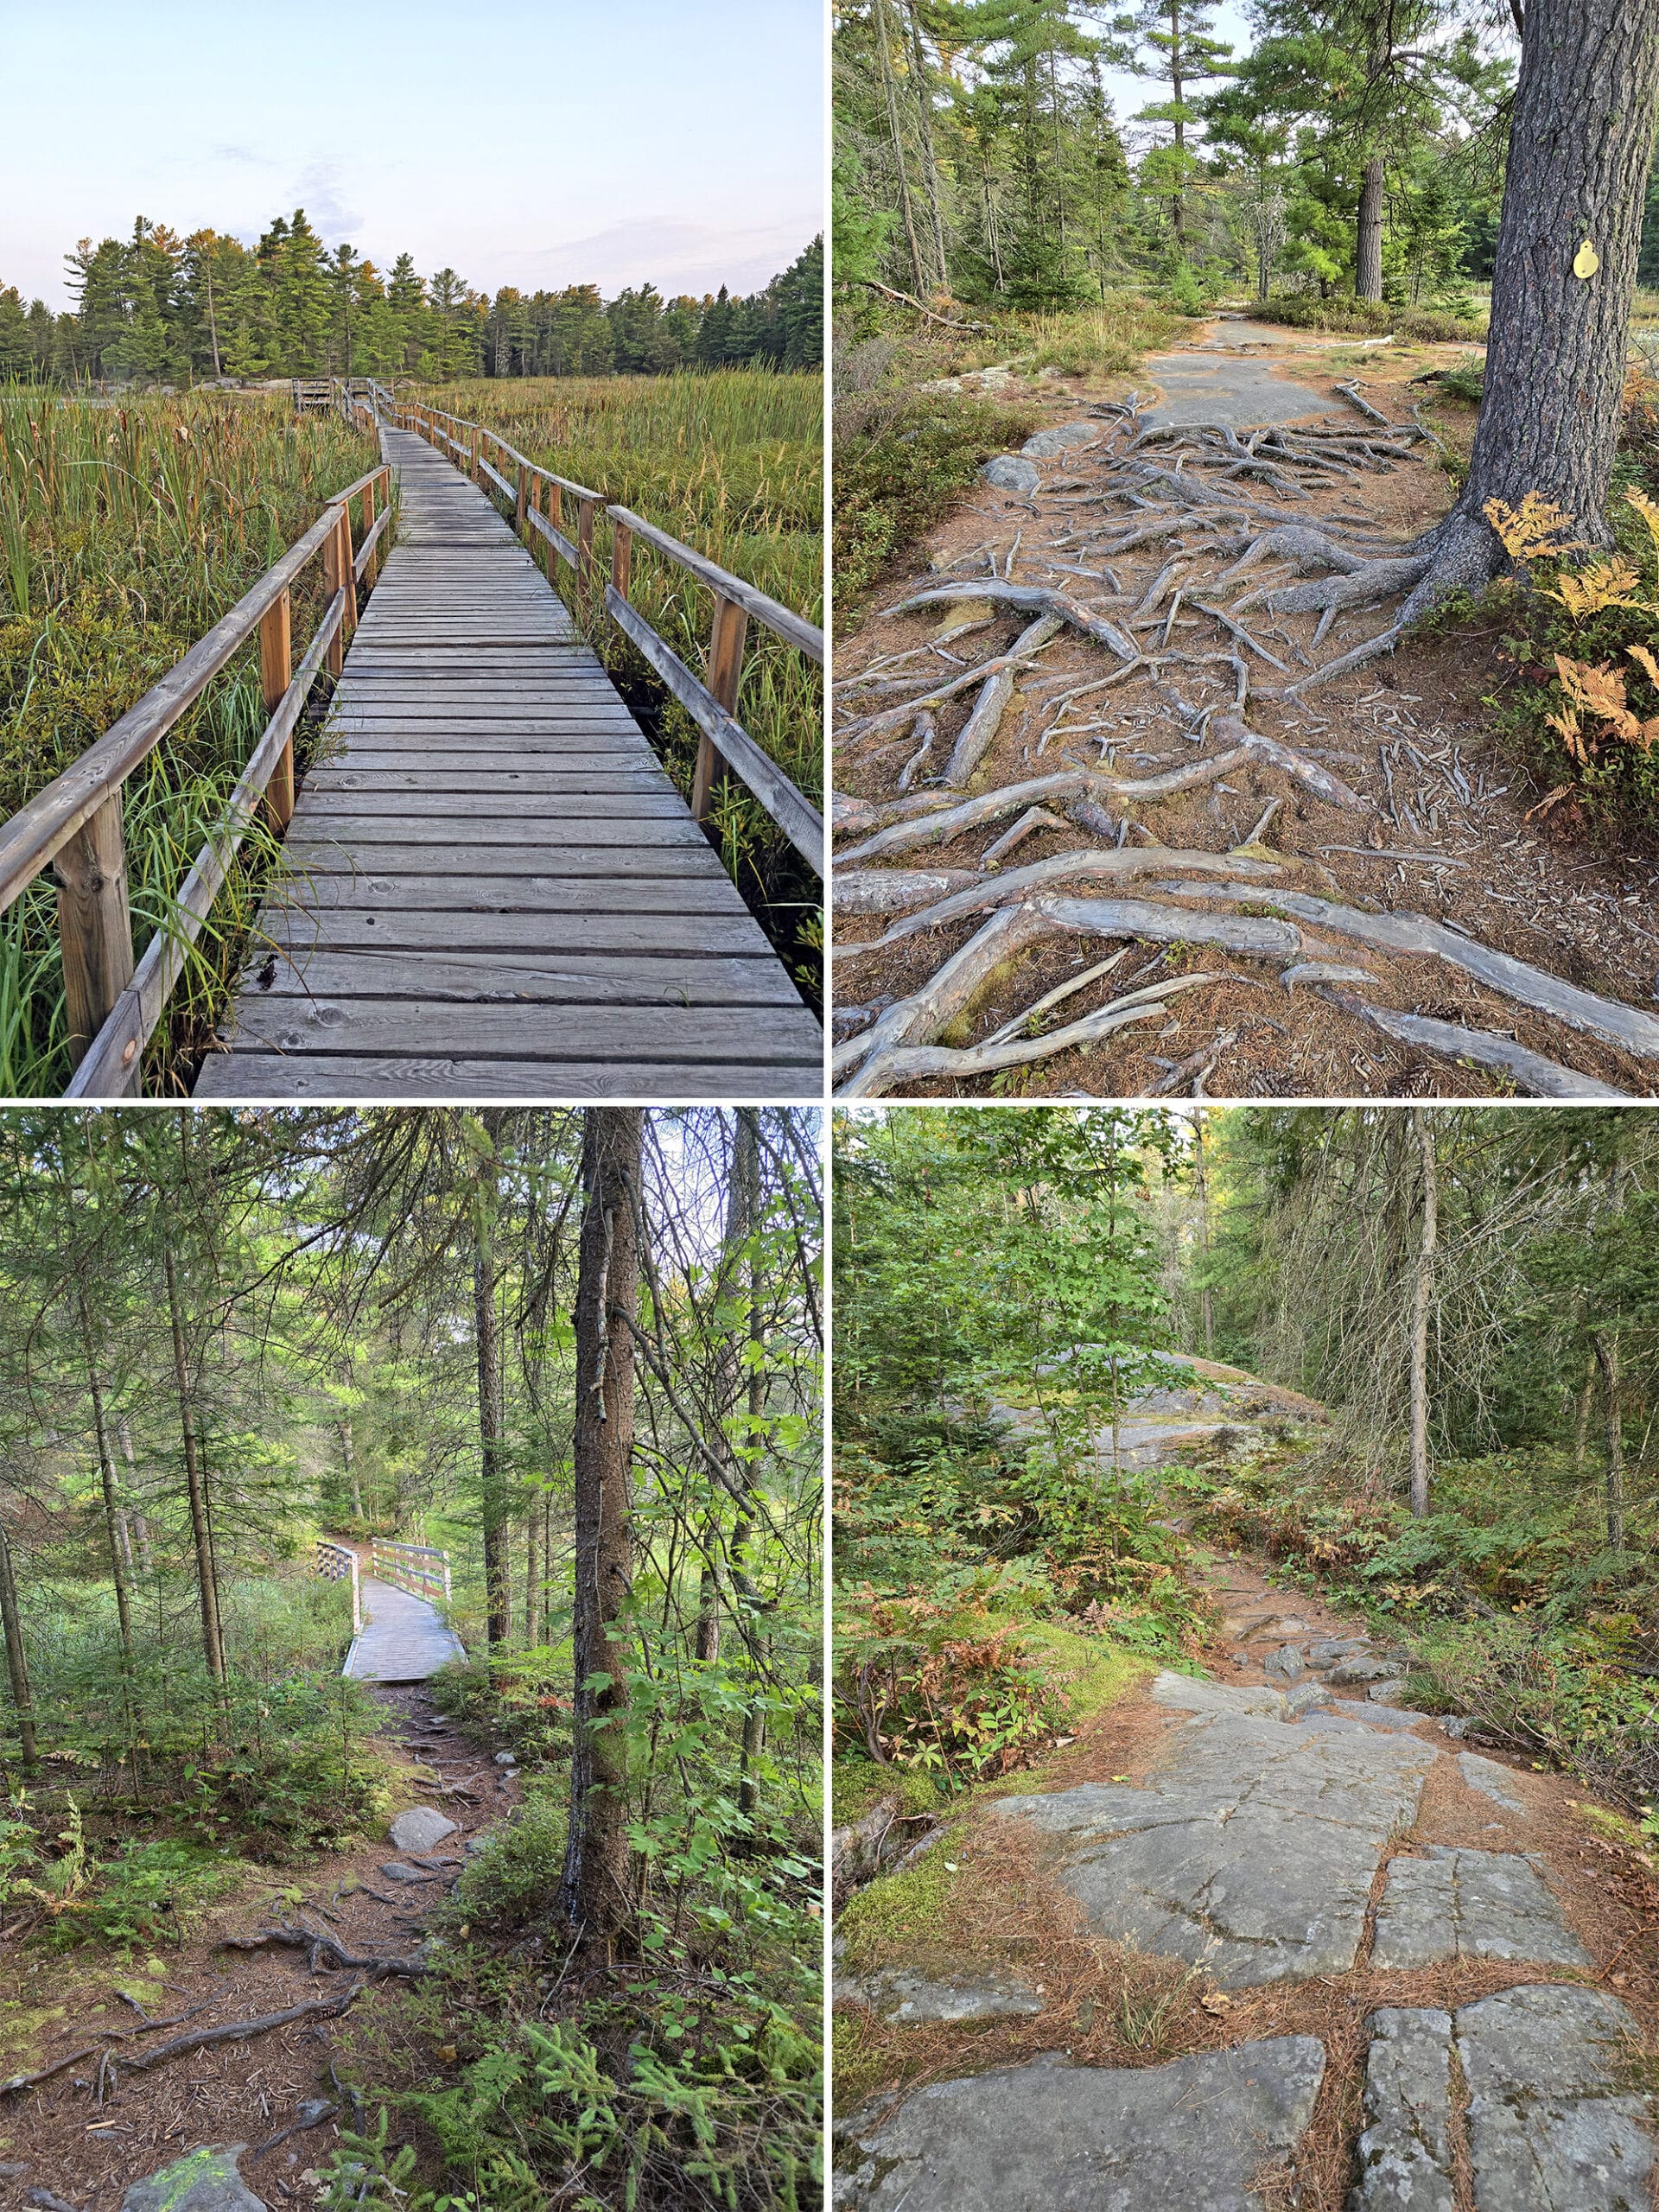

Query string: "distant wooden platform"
[[194, 428, 822, 1099], [345, 1574, 466, 1682]]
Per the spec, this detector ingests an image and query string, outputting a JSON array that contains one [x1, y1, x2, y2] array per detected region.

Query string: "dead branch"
[[861, 280, 992, 332]]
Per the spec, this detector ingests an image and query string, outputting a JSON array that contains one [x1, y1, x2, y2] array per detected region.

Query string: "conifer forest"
[[0, 1106, 823, 2212]]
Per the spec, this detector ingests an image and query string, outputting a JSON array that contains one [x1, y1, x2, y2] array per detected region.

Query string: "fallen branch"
[[1319, 990, 1635, 1099], [836, 846, 1285, 958], [861, 280, 992, 332]]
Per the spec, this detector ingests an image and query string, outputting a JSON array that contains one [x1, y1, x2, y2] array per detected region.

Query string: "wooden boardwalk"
[[345, 1574, 467, 1682], [194, 427, 822, 1099]]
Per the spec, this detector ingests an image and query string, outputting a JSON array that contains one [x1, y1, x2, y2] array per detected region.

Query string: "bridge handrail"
[[0, 455, 392, 1096], [390, 397, 823, 873], [315, 1538, 363, 1637], [371, 1536, 452, 1607]]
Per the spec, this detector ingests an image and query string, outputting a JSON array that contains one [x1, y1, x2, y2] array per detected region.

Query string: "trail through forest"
[[0, 1662, 518, 2212], [833, 320, 1659, 1101], [835, 1365, 1659, 2211]]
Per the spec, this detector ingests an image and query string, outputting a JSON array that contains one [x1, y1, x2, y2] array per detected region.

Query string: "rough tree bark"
[[0, 1509, 36, 1771], [164, 1249, 225, 1684], [78, 1289, 133, 1669], [1355, 156, 1385, 300], [696, 1108, 762, 1666], [474, 1109, 512, 1649], [1408, 1116, 1439, 1519], [1192, 1109, 1214, 1360], [562, 1108, 642, 1957], [1403, 0, 1659, 608]]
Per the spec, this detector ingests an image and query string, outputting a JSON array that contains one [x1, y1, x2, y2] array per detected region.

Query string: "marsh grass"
[[416, 371, 823, 995], [0, 389, 381, 1093]]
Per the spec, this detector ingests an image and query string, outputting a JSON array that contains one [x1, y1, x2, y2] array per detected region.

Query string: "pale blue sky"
[[2, 0, 824, 309]]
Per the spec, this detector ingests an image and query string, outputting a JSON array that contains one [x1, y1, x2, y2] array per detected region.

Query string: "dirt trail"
[[833, 316, 1659, 1101], [0, 1684, 518, 2212], [833, 1374, 1659, 2210]]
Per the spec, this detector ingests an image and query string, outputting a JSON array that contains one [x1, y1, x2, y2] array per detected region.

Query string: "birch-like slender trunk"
[[1408, 1117, 1439, 1519]]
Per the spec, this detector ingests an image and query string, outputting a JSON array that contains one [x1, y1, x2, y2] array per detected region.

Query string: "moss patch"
[[831, 1759, 949, 1830], [837, 1841, 963, 1974], [1018, 1620, 1150, 1725]]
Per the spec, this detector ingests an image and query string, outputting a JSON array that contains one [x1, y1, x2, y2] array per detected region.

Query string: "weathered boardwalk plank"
[[195, 428, 821, 1099], [345, 1573, 466, 1681]]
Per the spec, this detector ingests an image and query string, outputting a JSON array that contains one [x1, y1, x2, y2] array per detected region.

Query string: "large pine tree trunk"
[[1401, 0, 1659, 611], [562, 1108, 641, 1957], [1355, 157, 1385, 300], [1408, 1117, 1438, 1518], [1595, 1332, 1626, 1552], [474, 1220, 511, 1649], [78, 1291, 133, 1667]]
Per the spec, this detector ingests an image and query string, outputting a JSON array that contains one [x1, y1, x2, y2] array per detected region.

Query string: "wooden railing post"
[[611, 517, 632, 600], [337, 508, 359, 640], [54, 792, 136, 1075], [260, 588, 296, 829], [515, 462, 528, 535], [321, 514, 349, 677], [577, 495, 595, 585], [470, 424, 481, 483], [692, 592, 749, 823], [359, 478, 379, 588]]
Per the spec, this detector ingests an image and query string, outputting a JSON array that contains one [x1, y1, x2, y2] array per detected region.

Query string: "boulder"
[[1020, 422, 1099, 459], [1329, 1657, 1407, 1687], [1263, 1644, 1306, 1682], [981, 454, 1039, 497], [121, 2147, 266, 2212], [389, 1806, 458, 1853]]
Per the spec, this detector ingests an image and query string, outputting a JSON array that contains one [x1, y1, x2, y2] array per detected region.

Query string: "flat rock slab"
[[388, 1806, 458, 1853], [1371, 1847, 1591, 1969], [836, 2038, 1325, 2212], [1353, 1986, 1654, 2211], [997, 1708, 1435, 1986], [379, 1860, 439, 1884], [836, 1961, 1043, 2024], [1460, 1752, 1526, 1813], [982, 454, 1039, 496], [1021, 423, 1102, 459], [1141, 350, 1331, 429], [1149, 1669, 1287, 1720], [121, 2145, 266, 2212]]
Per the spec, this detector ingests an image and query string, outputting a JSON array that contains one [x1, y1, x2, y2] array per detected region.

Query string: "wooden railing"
[[0, 459, 392, 1097], [371, 1538, 452, 1608], [390, 397, 824, 874], [315, 1538, 363, 1637]]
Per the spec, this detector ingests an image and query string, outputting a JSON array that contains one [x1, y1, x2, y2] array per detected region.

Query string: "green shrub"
[[1254, 290, 1487, 342], [47, 1835, 241, 1954], [445, 1781, 567, 1938]]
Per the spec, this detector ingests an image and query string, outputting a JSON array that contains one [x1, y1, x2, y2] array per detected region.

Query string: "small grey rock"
[[28, 2191, 80, 2212], [493, 1751, 517, 1767], [120, 2146, 267, 2212], [1263, 1644, 1306, 1682], [378, 1861, 437, 1884], [0, 2168, 31, 2183], [1307, 1637, 1370, 1666], [1442, 1717, 1471, 1739], [1020, 421, 1098, 459], [981, 454, 1039, 497], [389, 1807, 458, 1853], [1285, 1681, 1332, 1717], [465, 1836, 488, 1854], [1330, 1657, 1406, 1687], [1459, 1751, 1525, 1813]]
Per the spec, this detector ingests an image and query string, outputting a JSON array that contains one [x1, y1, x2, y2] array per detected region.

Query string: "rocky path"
[[834, 1387, 1659, 2209], [0, 1685, 519, 2212], [833, 318, 1659, 1101]]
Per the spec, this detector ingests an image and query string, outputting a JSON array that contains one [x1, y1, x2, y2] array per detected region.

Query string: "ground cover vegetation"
[[833, 1103, 1659, 1854], [0, 1106, 823, 2212], [0, 389, 380, 1095], [424, 372, 825, 989], [0, 213, 822, 385]]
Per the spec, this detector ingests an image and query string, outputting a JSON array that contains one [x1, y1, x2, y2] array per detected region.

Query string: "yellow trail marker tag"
[[1573, 238, 1600, 279]]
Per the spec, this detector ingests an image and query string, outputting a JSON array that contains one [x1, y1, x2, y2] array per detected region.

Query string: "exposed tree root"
[[219, 1923, 433, 1977], [1148, 879, 1659, 1065], [836, 644, 1060, 747], [1321, 989, 1635, 1098], [836, 867, 981, 915], [946, 613, 1063, 783], [879, 581, 1139, 663], [836, 846, 1286, 959], [849, 974, 1222, 1094], [1146, 1027, 1242, 1096]]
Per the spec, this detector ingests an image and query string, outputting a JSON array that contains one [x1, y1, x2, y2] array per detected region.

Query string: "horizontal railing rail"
[[315, 1538, 363, 1637], [391, 397, 823, 874], [371, 1538, 452, 1607], [0, 454, 392, 1097]]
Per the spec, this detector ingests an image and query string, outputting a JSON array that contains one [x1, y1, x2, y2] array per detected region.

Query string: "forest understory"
[[832, 316, 1659, 1101]]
